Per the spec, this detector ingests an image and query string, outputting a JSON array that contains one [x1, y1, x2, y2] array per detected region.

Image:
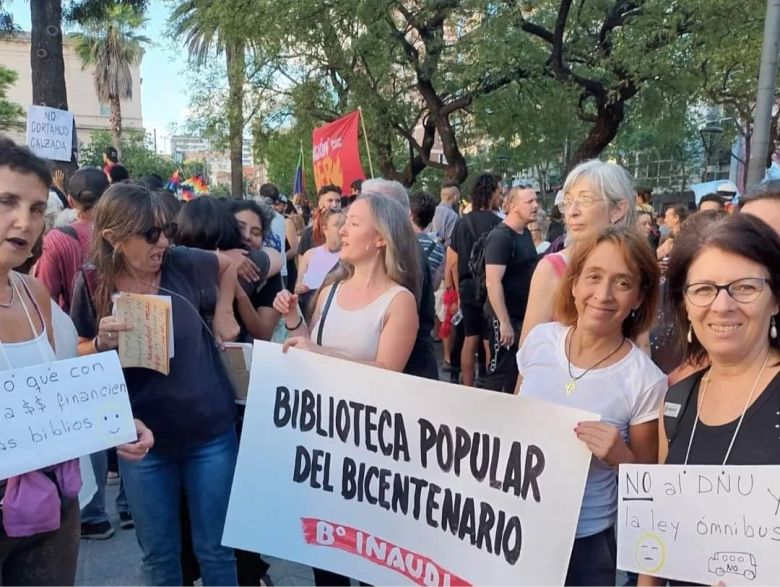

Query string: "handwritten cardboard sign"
[[0, 352, 136, 480], [26, 105, 73, 162], [221, 343, 252, 401], [617, 464, 780, 585], [223, 341, 596, 585], [114, 293, 171, 374]]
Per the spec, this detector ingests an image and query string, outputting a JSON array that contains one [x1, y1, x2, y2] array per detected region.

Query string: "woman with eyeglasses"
[[70, 184, 242, 586], [519, 160, 635, 346], [639, 214, 780, 586]]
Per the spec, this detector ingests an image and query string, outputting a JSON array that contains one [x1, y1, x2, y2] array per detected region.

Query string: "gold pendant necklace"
[[565, 328, 626, 395]]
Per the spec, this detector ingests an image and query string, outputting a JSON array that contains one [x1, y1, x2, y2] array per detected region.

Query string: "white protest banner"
[[617, 464, 780, 585], [0, 352, 136, 480], [223, 341, 596, 586], [26, 105, 73, 161]]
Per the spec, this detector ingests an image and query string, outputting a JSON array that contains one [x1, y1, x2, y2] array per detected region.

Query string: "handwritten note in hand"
[[115, 293, 171, 375]]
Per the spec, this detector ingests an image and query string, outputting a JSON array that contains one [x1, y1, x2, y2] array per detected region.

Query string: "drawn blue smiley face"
[[101, 411, 122, 435]]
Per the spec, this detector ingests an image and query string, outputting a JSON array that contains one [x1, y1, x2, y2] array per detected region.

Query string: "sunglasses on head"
[[141, 222, 177, 244]]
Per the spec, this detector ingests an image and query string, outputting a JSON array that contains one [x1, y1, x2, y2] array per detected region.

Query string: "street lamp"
[[700, 123, 724, 181]]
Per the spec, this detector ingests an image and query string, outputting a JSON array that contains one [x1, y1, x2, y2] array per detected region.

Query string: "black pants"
[[480, 314, 521, 393], [0, 498, 80, 586], [565, 526, 617, 586]]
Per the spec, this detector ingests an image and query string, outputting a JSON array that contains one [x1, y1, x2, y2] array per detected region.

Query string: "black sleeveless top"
[[666, 370, 780, 466]]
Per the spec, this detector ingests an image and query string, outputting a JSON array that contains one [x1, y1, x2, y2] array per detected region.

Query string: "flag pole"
[[358, 106, 375, 178]]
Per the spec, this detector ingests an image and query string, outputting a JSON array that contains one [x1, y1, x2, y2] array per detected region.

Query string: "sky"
[[6, 0, 190, 153]]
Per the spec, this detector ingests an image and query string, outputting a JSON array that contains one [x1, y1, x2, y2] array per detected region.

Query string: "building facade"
[[0, 32, 144, 149]]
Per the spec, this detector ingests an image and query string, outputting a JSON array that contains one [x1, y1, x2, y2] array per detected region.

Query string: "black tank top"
[[666, 371, 780, 466]]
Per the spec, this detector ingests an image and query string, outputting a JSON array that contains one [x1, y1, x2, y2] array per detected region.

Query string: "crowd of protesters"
[[1, 135, 778, 587]]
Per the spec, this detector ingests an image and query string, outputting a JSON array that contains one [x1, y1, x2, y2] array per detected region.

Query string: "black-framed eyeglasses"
[[684, 277, 770, 307], [141, 222, 177, 244]]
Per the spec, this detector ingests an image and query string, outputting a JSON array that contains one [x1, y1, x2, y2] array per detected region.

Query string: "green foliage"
[[0, 66, 22, 131], [72, 4, 149, 104], [174, 0, 769, 189], [80, 129, 201, 179], [65, 0, 150, 24], [255, 125, 316, 198]]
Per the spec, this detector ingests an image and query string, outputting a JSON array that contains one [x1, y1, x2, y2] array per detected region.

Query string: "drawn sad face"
[[635, 533, 666, 573]]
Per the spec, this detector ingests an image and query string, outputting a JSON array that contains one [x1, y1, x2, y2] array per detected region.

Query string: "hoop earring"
[[771, 316, 777, 340], [687, 324, 693, 344]]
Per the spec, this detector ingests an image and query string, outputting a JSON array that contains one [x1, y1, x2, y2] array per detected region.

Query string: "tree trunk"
[[109, 94, 123, 160], [30, 0, 67, 110], [226, 40, 246, 199], [569, 101, 626, 170]]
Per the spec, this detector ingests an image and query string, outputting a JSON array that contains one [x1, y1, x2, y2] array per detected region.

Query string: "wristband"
[[285, 316, 303, 330]]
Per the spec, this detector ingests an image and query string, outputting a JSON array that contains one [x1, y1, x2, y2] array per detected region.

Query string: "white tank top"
[[313, 283, 409, 362], [0, 272, 56, 371], [303, 245, 340, 290]]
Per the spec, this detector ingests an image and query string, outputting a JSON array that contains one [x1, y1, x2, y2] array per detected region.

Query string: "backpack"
[[467, 219, 514, 307]]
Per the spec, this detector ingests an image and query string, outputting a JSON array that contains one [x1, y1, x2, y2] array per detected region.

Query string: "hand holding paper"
[[114, 293, 171, 374]]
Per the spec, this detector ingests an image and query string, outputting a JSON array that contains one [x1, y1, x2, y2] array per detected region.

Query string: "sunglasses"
[[141, 222, 177, 244]]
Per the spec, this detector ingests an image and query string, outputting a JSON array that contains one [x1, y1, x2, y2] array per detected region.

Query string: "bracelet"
[[284, 316, 303, 330], [93, 336, 102, 353]]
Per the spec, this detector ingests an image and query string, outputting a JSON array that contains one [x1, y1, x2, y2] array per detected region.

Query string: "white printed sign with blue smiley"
[[0, 352, 135, 480]]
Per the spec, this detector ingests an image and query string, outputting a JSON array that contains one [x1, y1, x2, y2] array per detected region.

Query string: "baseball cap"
[[67, 167, 110, 208], [716, 181, 738, 195]]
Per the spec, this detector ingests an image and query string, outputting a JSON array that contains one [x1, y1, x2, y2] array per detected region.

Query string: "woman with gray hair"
[[519, 160, 636, 346]]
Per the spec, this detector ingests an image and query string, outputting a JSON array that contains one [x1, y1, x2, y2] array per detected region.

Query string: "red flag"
[[312, 111, 365, 195]]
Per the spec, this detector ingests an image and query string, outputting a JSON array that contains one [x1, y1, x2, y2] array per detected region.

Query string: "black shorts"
[[461, 301, 485, 337]]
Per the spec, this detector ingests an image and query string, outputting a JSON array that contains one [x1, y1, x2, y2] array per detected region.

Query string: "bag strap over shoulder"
[[316, 282, 339, 346]]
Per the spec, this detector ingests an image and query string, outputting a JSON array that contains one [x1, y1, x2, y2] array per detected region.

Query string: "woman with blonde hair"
[[520, 160, 636, 345], [274, 192, 419, 370], [274, 191, 420, 586]]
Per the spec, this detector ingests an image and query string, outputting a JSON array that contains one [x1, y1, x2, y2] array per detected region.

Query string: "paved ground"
[[76, 483, 315, 586]]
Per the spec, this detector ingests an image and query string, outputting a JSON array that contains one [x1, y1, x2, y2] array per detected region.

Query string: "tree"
[[25, 1, 148, 116], [73, 4, 148, 159], [79, 128, 202, 179], [0, 66, 23, 131], [170, 0, 248, 198]]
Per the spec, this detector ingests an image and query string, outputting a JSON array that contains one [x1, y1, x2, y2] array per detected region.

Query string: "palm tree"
[[73, 4, 148, 159], [170, 0, 246, 198]]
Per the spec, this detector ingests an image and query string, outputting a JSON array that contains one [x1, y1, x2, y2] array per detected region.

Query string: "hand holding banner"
[[223, 342, 596, 585]]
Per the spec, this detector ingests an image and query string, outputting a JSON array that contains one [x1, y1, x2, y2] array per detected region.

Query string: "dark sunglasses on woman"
[[141, 222, 178, 244]]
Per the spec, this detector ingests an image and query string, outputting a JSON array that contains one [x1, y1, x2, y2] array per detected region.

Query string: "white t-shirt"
[[51, 303, 78, 360], [517, 322, 667, 538]]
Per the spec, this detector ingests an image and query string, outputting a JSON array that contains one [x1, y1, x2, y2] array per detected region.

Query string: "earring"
[[687, 324, 693, 344], [771, 317, 778, 340], [630, 309, 637, 318]]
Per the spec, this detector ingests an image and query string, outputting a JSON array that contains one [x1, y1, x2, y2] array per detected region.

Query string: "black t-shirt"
[[484, 224, 538, 321], [70, 246, 235, 454], [404, 244, 438, 380], [237, 248, 282, 342], [666, 370, 780, 466], [450, 210, 502, 281]]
